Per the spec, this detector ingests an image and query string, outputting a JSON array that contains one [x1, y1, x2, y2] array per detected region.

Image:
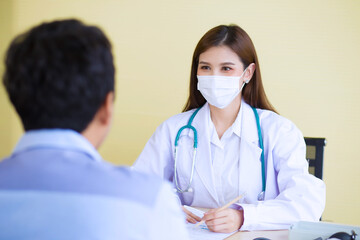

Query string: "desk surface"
[[225, 230, 288, 240]]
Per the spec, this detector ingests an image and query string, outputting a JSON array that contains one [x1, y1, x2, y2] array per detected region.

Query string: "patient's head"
[[3, 19, 115, 135]]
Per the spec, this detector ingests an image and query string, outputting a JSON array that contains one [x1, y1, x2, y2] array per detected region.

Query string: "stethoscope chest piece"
[[257, 191, 265, 201]]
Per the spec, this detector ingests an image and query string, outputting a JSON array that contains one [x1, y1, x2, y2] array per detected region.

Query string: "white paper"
[[184, 206, 236, 240]]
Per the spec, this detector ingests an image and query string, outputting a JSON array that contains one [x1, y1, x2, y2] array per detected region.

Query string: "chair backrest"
[[304, 137, 326, 179]]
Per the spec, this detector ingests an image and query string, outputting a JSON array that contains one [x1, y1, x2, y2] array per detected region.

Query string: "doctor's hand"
[[182, 206, 202, 224], [202, 208, 244, 233]]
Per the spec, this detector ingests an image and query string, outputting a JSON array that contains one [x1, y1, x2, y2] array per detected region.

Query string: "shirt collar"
[[208, 102, 243, 147], [12, 129, 103, 162]]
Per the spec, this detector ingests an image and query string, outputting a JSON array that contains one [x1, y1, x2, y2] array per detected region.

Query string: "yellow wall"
[[0, 0, 14, 157], [1, 0, 359, 226]]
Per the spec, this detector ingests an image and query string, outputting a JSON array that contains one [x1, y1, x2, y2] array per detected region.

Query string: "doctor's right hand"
[[182, 206, 202, 224]]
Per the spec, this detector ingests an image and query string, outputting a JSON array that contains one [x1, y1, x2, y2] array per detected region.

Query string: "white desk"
[[225, 230, 288, 240]]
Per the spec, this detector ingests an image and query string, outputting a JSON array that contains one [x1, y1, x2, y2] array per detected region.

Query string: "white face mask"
[[197, 67, 250, 109]]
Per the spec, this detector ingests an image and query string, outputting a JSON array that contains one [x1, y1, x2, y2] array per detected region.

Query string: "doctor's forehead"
[[198, 46, 243, 65]]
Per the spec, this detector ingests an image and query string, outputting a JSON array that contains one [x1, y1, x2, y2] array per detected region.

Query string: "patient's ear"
[[81, 91, 115, 149], [97, 92, 115, 126]]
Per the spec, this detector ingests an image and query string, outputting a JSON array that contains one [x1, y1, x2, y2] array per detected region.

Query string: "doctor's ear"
[[244, 63, 256, 83]]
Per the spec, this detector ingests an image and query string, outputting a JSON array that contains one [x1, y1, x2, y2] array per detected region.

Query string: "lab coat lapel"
[[238, 101, 263, 202], [191, 104, 219, 204]]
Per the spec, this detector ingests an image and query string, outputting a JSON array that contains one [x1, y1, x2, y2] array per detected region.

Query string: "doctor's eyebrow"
[[199, 61, 211, 65], [220, 62, 236, 65], [199, 61, 236, 66]]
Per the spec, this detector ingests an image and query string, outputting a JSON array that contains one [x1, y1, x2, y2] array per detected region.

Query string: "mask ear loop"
[[240, 65, 252, 90], [240, 82, 246, 92], [240, 73, 250, 91]]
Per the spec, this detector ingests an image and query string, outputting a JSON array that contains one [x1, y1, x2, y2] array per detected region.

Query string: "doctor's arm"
[[238, 120, 326, 231], [133, 119, 203, 223], [132, 122, 174, 182]]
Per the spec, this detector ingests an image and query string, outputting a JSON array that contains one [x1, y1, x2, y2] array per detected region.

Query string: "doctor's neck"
[[209, 97, 241, 139]]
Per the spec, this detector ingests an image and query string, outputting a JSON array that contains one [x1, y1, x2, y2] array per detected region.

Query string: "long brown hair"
[[182, 24, 277, 113]]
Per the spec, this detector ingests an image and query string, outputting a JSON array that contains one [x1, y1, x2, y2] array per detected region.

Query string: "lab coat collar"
[[231, 103, 243, 138], [189, 103, 220, 204], [237, 100, 263, 202], [208, 112, 222, 148], [240, 99, 259, 143], [202, 100, 259, 145], [207, 100, 257, 144]]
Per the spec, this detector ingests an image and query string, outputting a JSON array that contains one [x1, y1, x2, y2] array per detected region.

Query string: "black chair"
[[304, 137, 326, 180]]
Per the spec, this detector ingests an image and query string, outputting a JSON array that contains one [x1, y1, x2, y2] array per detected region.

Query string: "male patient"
[[0, 19, 189, 239]]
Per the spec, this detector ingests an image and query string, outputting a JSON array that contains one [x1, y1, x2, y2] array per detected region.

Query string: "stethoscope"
[[173, 106, 266, 201]]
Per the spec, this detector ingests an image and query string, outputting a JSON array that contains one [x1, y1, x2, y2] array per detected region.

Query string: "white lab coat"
[[133, 100, 326, 230]]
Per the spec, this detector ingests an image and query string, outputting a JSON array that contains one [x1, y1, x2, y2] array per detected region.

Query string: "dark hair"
[[3, 19, 115, 132], [183, 24, 276, 113]]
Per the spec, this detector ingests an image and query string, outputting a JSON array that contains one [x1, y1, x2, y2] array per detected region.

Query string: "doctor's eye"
[[222, 66, 232, 71], [199, 65, 211, 70]]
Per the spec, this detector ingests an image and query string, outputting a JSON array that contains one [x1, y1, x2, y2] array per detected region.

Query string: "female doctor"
[[133, 24, 325, 232]]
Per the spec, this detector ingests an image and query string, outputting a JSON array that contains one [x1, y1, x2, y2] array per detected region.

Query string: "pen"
[[195, 194, 244, 227]]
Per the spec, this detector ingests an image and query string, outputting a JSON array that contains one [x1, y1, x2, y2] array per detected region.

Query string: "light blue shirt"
[[0, 129, 189, 240], [12, 129, 103, 162]]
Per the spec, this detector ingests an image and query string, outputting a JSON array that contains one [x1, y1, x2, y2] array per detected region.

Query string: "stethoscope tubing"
[[173, 105, 266, 200], [252, 107, 266, 193], [173, 107, 201, 193]]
